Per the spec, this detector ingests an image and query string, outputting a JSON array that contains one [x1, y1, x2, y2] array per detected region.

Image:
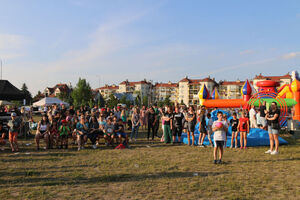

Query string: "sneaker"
[[105, 143, 109, 147], [230, 145, 233, 149], [240, 147, 243, 149], [0, 147, 4, 151], [217, 160, 222, 164], [213, 160, 217, 164], [134, 138, 136, 142], [96, 142, 99, 146], [198, 144, 204, 148], [235, 146, 237, 149], [81, 146, 85, 150], [271, 151, 279, 155], [77, 147, 81, 151], [265, 149, 272, 154], [244, 147, 247, 149], [92, 144, 97, 149]]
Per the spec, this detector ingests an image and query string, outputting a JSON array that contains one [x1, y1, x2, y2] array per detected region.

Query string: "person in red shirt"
[[237, 112, 250, 149]]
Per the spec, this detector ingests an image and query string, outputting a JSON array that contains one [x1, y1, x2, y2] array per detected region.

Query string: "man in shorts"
[[115, 119, 129, 147]]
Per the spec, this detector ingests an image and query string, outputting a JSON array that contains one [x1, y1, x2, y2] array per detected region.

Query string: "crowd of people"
[[0, 101, 281, 163]]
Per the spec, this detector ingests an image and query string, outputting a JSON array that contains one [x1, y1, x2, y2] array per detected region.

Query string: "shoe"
[[271, 151, 279, 155], [81, 147, 85, 150], [96, 142, 99, 145], [134, 138, 136, 142], [213, 160, 217, 164], [92, 144, 97, 149], [230, 145, 233, 148], [105, 143, 109, 147], [0, 147, 4, 151], [265, 149, 272, 154], [217, 160, 222, 164], [77, 147, 81, 151], [235, 146, 237, 149], [240, 147, 243, 149], [244, 147, 247, 149]]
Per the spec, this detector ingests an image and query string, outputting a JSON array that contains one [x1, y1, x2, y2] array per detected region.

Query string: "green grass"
[[0, 130, 300, 200]]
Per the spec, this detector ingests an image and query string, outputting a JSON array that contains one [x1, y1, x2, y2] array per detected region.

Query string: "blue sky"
[[1, 0, 300, 94]]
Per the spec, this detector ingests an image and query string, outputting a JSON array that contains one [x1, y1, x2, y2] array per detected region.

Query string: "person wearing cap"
[[8, 113, 21, 152], [59, 119, 70, 149]]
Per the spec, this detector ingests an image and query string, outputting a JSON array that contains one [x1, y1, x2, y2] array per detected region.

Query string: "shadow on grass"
[[1, 158, 62, 163], [238, 157, 300, 163], [0, 171, 227, 187]]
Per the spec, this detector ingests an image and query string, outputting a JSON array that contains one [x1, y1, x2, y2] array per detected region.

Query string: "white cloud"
[[283, 52, 300, 59], [0, 33, 29, 59]]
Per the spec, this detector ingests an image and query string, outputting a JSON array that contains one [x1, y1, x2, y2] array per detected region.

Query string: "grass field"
[[0, 130, 300, 200]]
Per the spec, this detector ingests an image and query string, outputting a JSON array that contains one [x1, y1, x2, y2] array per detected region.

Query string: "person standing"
[[147, 107, 157, 140], [131, 107, 140, 142], [230, 113, 239, 148], [237, 112, 249, 149], [259, 101, 267, 130], [249, 105, 257, 128], [265, 102, 281, 155], [8, 113, 21, 152], [186, 106, 196, 146], [163, 106, 173, 144], [172, 107, 184, 143], [198, 109, 207, 147]]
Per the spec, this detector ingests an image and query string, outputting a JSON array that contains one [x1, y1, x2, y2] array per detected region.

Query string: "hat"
[[11, 112, 16, 117], [61, 120, 67, 124]]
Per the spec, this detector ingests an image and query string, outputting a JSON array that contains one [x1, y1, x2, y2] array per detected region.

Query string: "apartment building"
[[178, 77, 217, 106], [94, 84, 119, 99], [218, 80, 244, 99], [154, 82, 178, 103], [118, 79, 153, 101]]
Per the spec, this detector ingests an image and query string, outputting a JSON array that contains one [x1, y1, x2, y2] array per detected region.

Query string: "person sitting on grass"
[[212, 111, 228, 164], [115, 119, 129, 147], [237, 112, 249, 149], [104, 117, 115, 147], [59, 120, 70, 149], [75, 116, 88, 151], [35, 114, 50, 150], [50, 120, 59, 149]]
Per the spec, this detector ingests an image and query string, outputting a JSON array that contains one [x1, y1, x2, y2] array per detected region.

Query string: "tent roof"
[[33, 97, 69, 107], [0, 80, 26, 100]]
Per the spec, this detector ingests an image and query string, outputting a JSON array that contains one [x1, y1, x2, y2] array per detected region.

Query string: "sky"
[[0, 0, 300, 95]]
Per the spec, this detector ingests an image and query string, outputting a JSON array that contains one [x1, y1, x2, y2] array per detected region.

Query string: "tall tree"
[[21, 83, 32, 105], [142, 95, 148, 107], [71, 78, 92, 108], [106, 94, 118, 108]]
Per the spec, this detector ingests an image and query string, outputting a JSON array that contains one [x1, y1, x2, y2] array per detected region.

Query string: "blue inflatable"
[[181, 124, 288, 147]]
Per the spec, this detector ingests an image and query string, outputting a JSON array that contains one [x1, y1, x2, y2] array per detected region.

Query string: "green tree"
[[21, 83, 32, 105], [106, 94, 118, 108], [142, 95, 148, 107], [71, 78, 92, 108], [164, 95, 172, 106], [57, 91, 73, 104]]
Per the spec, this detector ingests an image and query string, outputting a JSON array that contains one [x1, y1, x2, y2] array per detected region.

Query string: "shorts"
[[104, 132, 114, 137], [172, 126, 182, 137], [232, 127, 238, 132], [260, 117, 267, 127], [183, 121, 188, 129], [187, 123, 195, 132], [268, 126, 279, 134], [60, 134, 68, 139], [214, 140, 225, 148], [116, 132, 127, 138], [200, 127, 207, 134], [207, 129, 212, 136]]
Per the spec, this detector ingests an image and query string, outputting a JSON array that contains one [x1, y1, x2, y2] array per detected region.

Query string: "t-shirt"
[[105, 124, 114, 134], [89, 121, 99, 129], [239, 118, 249, 131], [163, 113, 172, 126], [114, 123, 124, 133], [212, 120, 228, 141], [59, 125, 70, 136], [187, 113, 196, 125], [267, 109, 280, 126], [199, 114, 206, 129], [206, 118, 213, 131], [256, 113, 262, 125], [259, 106, 266, 117], [249, 108, 256, 120], [76, 122, 88, 133], [8, 118, 21, 133], [148, 112, 156, 123], [172, 112, 184, 127], [230, 118, 239, 131]]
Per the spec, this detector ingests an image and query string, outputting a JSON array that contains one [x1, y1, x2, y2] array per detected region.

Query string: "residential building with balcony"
[[154, 82, 178, 103], [95, 84, 119, 99], [252, 73, 292, 91]]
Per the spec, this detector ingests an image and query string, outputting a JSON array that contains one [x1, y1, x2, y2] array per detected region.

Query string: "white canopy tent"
[[33, 97, 69, 107], [0, 100, 13, 106]]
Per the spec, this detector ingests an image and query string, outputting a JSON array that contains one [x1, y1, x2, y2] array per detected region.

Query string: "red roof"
[[219, 81, 244, 86], [254, 73, 291, 81], [119, 80, 151, 86], [155, 82, 178, 88], [97, 85, 119, 90], [179, 76, 217, 84]]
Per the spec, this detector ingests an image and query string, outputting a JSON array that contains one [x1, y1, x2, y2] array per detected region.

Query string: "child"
[[230, 113, 239, 148], [59, 120, 70, 149], [104, 117, 115, 146], [212, 111, 228, 164], [115, 119, 129, 147], [50, 121, 59, 149], [206, 113, 213, 147], [237, 112, 249, 149]]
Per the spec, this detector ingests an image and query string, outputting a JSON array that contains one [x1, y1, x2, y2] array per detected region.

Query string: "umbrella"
[[0, 100, 13, 106]]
